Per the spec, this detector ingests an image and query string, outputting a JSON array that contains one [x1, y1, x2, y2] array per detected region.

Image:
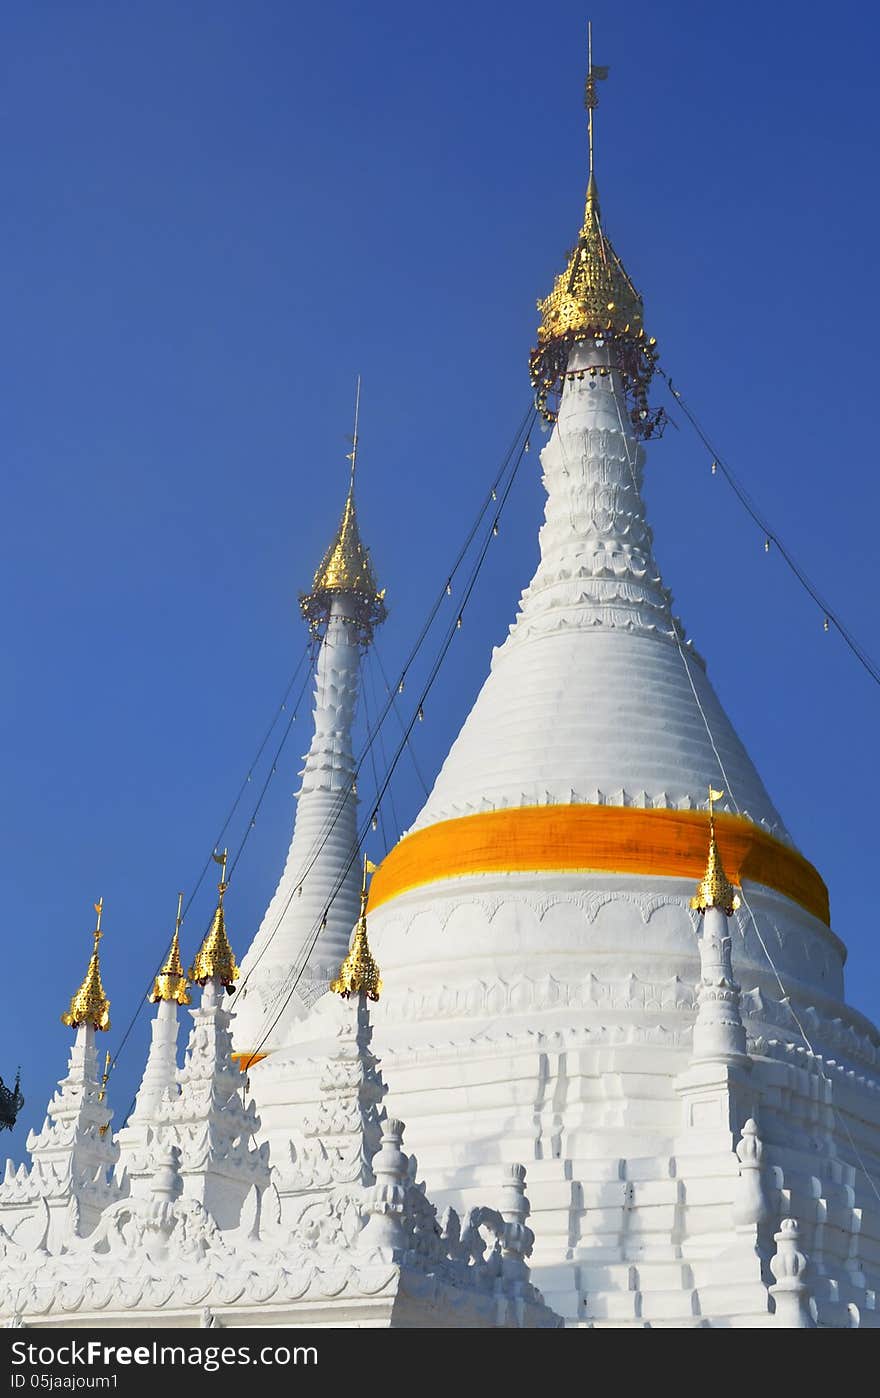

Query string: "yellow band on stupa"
[[367, 805, 830, 926]]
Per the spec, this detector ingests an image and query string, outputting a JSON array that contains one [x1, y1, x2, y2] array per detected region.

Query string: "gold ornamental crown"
[[300, 482, 386, 638], [330, 857, 382, 1002], [300, 382, 387, 642], [188, 853, 239, 991], [62, 899, 111, 1032], [150, 894, 191, 1005], [690, 789, 741, 917], [536, 175, 645, 351], [528, 27, 662, 435]]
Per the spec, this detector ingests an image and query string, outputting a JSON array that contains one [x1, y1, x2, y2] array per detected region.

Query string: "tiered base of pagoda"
[[253, 873, 880, 1327]]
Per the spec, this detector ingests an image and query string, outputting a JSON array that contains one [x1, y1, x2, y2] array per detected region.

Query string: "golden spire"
[[150, 893, 192, 1005], [330, 856, 382, 1001], [299, 380, 387, 642], [61, 899, 111, 1032], [188, 851, 240, 991], [690, 788, 742, 916], [529, 26, 660, 433]]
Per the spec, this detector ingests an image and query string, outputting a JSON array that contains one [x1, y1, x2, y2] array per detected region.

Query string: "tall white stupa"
[[256, 41, 880, 1327], [233, 384, 387, 1058]]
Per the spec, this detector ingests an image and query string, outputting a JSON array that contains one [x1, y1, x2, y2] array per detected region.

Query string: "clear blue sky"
[[3, 1, 878, 1142]]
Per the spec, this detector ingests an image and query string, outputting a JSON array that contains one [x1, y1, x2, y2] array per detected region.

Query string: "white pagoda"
[[2, 42, 879, 1331]]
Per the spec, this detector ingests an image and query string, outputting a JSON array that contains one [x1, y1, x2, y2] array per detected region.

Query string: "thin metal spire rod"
[[347, 374, 361, 487], [588, 21, 594, 179], [584, 20, 608, 185]]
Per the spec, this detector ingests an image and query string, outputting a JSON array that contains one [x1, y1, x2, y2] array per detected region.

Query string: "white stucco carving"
[[0, 989, 558, 1329]]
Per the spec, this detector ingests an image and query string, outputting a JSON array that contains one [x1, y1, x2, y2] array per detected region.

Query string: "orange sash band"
[[367, 805, 830, 926]]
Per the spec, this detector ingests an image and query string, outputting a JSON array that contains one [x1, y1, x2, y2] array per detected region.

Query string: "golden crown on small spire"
[[62, 898, 111, 1032], [150, 893, 192, 1005], [300, 380, 387, 642], [188, 852, 240, 991], [330, 856, 382, 1001], [690, 788, 741, 916]]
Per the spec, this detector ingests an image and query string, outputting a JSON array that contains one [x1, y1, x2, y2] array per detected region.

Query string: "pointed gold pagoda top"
[[690, 789, 742, 917], [535, 170, 645, 351], [62, 899, 111, 1032], [529, 27, 661, 433], [188, 853, 240, 991], [300, 381, 387, 641], [330, 856, 382, 1001], [150, 893, 192, 1005]]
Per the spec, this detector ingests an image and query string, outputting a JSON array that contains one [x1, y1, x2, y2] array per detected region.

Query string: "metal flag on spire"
[[584, 21, 609, 178]]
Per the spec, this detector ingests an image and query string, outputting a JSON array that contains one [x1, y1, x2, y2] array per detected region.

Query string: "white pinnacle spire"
[[234, 401, 386, 1059]]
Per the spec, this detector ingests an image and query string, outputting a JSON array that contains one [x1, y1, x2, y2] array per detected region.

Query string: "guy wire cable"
[[365, 649, 404, 840], [658, 367, 880, 689], [372, 640, 431, 798]]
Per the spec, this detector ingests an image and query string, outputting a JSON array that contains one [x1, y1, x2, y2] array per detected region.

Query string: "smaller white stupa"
[[233, 382, 387, 1059]]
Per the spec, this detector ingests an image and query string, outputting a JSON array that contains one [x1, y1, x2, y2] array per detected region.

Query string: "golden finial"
[[330, 855, 382, 1001], [188, 852, 240, 991], [61, 899, 111, 1032], [529, 26, 660, 433], [299, 383, 387, 642], [690, 787, 741, 916], [150, 893, 192, 1005]]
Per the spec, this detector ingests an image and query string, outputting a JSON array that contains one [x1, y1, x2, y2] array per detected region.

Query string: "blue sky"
[[2, 0, 878, 1141]]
